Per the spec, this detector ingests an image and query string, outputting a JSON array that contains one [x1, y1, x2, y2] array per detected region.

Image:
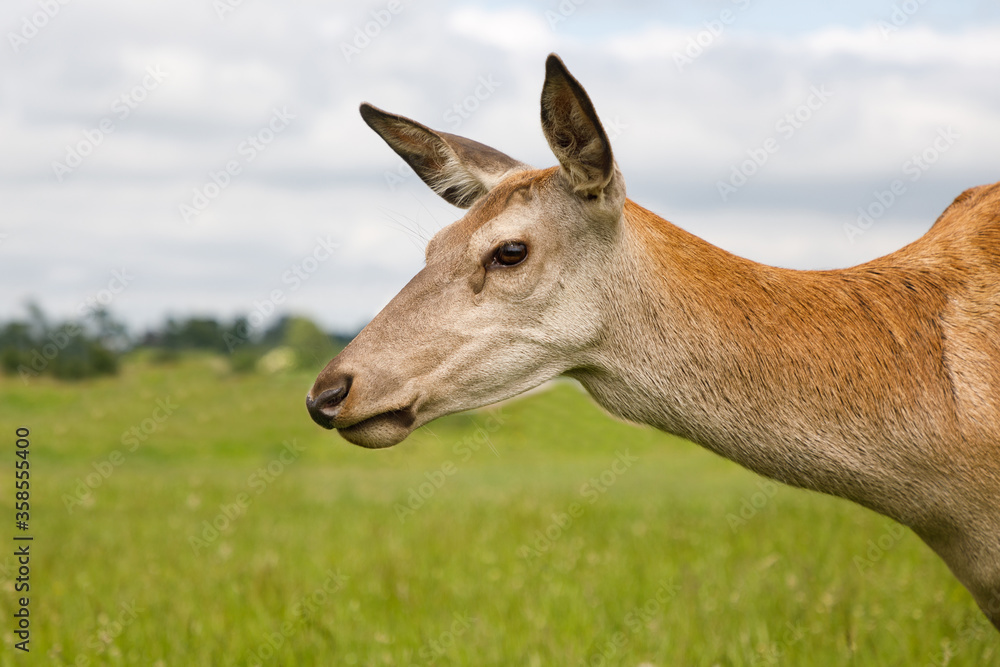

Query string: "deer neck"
[[569, 200, 957, 525]]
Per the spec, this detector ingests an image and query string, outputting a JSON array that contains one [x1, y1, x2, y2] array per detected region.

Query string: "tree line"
[[0, 303, 355, 382]]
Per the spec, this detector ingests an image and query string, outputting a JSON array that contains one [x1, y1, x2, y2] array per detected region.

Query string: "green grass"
[[0, 353, 996, 665]]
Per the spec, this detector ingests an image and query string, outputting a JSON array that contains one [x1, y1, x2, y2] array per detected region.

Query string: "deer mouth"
[[306, 376, 420, 448], [335, 406, 418, 449]]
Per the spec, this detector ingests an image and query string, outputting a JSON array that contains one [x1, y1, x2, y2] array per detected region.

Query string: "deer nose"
[[306, 374, 352, 429]]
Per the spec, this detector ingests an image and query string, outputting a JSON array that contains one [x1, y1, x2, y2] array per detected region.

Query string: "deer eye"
[[492, 241, 528, 267]]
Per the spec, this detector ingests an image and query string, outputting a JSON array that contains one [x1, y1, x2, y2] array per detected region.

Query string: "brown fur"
[[567, 193, 1000, 627]]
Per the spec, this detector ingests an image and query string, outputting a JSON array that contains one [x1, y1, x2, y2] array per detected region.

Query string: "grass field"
[[0, 353, 996, 665]]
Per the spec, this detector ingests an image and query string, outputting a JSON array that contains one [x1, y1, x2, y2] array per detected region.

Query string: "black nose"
[[306, 375, 351, 429]]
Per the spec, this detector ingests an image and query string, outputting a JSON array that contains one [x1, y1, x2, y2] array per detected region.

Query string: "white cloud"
[[448, 6, 554, 51], [788, 24, 1000, 66], [602, 25, 704, 61], [1, 1, 998, 333]]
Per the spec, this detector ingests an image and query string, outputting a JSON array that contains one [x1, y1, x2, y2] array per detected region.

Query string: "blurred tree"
[[92, 307, 130, 351], [161, 317, 226, 351], [281, 316, 339, 371], [0, 305, 120, 381]]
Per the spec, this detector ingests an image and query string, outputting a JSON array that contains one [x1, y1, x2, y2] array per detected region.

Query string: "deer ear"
[[360, 103, 529, 209], [540, 54, 617, 199]]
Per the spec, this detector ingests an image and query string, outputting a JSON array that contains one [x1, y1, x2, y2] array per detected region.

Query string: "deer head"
[[306, 54, 627, 447]]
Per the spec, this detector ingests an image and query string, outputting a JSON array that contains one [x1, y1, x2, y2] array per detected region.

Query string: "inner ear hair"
[[360, 103, 529, 208], [540, 54, 615, 197]]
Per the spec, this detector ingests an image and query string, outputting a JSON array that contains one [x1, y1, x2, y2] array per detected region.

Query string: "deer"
[[306, 54, 1000, 630]]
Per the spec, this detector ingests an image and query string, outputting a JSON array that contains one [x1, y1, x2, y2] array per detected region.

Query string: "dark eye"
[[492, 241, 528, 267]]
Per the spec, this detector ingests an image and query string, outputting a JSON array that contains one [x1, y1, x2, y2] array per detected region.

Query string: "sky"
[[2, 0, 999, 335]]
